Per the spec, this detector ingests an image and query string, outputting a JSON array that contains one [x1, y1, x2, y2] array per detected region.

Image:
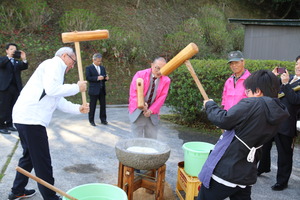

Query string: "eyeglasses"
[[154, 66, 161, 71], [67, 54, 77, 65]]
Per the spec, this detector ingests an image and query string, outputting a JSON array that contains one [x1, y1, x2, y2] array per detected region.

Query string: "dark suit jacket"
[[278, 76, 300, 137], [85, 64, 107, 96], [0, 56, 28, 91]]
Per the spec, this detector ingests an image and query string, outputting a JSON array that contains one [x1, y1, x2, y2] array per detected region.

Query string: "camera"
[[13, 50, 21, 59], [277, 67, 286, 74]]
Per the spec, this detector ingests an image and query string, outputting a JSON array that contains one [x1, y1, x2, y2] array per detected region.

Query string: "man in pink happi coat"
[[222, 51, 251, 111], [128, 57, 171, 139]]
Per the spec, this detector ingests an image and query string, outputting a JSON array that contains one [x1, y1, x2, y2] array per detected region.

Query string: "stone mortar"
[[115, 138, 171, 170]]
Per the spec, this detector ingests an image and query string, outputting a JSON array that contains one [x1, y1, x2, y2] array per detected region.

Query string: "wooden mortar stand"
[[117, 162, 166, 200]]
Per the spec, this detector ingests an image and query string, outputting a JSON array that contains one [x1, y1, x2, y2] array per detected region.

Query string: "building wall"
[[244, 25, 300, 61]]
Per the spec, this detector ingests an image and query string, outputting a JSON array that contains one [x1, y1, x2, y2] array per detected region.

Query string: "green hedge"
[[166, 59, 295, 124]]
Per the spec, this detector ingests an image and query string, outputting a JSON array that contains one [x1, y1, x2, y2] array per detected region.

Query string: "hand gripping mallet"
[[16, 166, 78, 200], [61, 30, 109, 105]]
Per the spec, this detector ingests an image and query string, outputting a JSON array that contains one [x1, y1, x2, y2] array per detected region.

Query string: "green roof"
[[228, 18, 300, 26]]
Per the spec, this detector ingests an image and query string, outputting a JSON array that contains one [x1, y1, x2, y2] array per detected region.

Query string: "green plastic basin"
[[62, 183, 127, 200]]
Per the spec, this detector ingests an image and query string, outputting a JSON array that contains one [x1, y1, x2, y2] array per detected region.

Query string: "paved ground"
[[0, 105, 300, 200]]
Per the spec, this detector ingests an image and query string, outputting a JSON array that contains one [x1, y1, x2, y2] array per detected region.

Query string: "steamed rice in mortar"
[[127, 146, 159, 154]]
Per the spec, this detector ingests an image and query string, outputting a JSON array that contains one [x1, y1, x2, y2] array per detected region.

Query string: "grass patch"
[[0, 139, 19, 182]]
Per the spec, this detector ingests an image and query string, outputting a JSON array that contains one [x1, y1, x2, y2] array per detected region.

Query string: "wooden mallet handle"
[[136, 78, 144, 109], [61, 30, 110, 105], [16, 166, 78, 200], [160, 43, 199, 76], [74, 42, 87, 105], [185, 60, 209, 100]]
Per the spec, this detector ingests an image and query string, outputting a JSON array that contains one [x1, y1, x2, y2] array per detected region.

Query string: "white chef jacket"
[[13, 56, 81, 127]]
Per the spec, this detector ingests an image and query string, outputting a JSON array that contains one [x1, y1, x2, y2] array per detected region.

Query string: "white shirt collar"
[[294, 75, 300, 79], [55, 56, 67, 70]]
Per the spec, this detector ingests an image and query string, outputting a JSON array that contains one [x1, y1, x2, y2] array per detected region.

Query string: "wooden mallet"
[[160, 43, 209, 100], [61, 30, 109, 105], [136, 78, 145, 109], [160, 43, 199, 76]]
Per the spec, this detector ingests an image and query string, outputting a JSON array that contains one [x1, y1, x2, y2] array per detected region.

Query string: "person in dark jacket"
[[257, 55, 300, 191], [0, 43, 28, 134], [197, 70, 289, 200], [86, 53, 109, 126]]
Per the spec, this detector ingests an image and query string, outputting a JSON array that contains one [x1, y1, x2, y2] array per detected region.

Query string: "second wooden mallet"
[[61, 30, 109, 105]]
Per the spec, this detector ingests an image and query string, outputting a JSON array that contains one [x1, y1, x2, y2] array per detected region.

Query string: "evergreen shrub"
[[59, 9, 100, 31], [90, 26, 145, 64], [161, 18, 208, 59], [197, 5, 232, 57], [0, 6, 24, 34], [18, 0, 52, 32], [0, 0, 52, 34], [166, 59, 295, 125]]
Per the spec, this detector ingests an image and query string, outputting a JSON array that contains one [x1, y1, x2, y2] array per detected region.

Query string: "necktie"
[[147, 77, 157, 107], [96, 66, 100, 75], [10, 58, 15, 65]]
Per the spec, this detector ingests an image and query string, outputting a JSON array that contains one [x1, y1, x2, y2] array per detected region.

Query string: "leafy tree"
[[247, 0, 300, 18]]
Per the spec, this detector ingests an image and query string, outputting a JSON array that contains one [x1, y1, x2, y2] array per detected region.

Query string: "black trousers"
[[197, 178, 252, 200], [257, 138, 273, 173], [258, 134, 294, 185], [0, 85, 19, 128], [12, 124, 59, 200], [88, 90, 106, 123]]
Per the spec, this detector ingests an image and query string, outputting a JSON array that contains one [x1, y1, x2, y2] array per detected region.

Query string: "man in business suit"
[[128, 57, 171, 139], [86, 53, 109, 126], [257, 56, 300, 191], [0, 43, 28, 134]]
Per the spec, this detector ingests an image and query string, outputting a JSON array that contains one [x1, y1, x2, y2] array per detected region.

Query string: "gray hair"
[[93, 53, 102, 60], [153, 57, 166, 63], [55, 47, 75, 57]]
